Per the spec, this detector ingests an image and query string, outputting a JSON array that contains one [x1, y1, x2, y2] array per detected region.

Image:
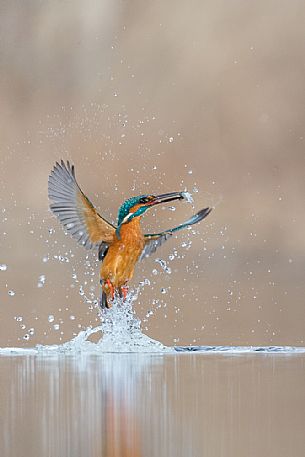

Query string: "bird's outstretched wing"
[[48, 160, 115, 250], [140, 207, 212, 260]]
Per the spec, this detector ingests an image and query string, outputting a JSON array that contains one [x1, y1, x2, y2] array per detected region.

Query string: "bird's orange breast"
[[100, 218, 145, 288]]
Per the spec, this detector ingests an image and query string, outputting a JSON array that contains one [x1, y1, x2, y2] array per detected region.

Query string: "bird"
[[48, 160, 212, 309]]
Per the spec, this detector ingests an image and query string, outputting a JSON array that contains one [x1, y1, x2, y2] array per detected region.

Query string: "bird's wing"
[[48, 160, 115, 250], [140, 207, 212, 260]]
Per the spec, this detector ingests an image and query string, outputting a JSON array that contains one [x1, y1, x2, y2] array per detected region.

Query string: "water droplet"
[[28, 328, 35, 335], [37, 274, 46, 288], [48, 315, 55, 323], [139, 278, 151, 287], [69, 315, 76, 320], [168, 137, 174, 143], [155, 258, 172, 274], [53, 324, 60, 331], [8, 290, 15, 296], [0, 264, 7, 271], [161, 288, 167, 294], [23, 334, 29, 340], [79, 286, 85, 296], [181, 240, 192, 250]]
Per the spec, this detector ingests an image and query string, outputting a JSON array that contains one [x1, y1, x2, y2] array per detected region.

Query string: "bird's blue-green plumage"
[[116, 195, 151, 238], [116, 196, 212, 240], [117, 195, 147, 225]]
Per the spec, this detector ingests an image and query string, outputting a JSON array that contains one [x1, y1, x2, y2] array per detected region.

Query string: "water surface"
[[1, 352, 304, 457]]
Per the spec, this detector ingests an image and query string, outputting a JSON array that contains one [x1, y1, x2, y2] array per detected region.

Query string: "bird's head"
[[116, 192, 185, 237]]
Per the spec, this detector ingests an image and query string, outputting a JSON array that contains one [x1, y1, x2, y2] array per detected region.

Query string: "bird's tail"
[[100, 290, 110, 309]]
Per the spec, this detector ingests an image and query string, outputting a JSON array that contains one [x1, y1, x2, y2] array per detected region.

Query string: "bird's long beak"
[[148, 192, 185, 206]]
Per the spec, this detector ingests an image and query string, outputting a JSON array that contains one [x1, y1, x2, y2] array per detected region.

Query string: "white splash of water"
[[1, 343, 305, 356], [0, 288, 173, 354], [94, 293, 171, 352]]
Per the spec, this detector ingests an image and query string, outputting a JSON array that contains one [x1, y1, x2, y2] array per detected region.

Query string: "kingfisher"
[[48, 160, 212, 309]]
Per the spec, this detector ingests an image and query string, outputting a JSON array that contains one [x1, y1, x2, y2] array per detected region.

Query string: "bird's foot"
[[105, 279, 115, 300], [121, 285, 129, 300]]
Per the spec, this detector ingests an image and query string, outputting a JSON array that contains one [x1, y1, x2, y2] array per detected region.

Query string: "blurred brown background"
[[0, 0, 304, 347]]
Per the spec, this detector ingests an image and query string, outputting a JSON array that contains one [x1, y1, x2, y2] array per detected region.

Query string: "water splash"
[[91, 291, 171, 353], [1, 286, 305, 356], [1, 343, 305, 356], [0, 289, 172, 355]]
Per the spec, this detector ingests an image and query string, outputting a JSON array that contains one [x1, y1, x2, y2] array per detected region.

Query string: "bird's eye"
[[139, 195, 155, 204]]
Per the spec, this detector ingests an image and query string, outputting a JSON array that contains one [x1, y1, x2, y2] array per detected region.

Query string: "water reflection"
[[1, 354, 305, 456], [2, 354, 165, 456]]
